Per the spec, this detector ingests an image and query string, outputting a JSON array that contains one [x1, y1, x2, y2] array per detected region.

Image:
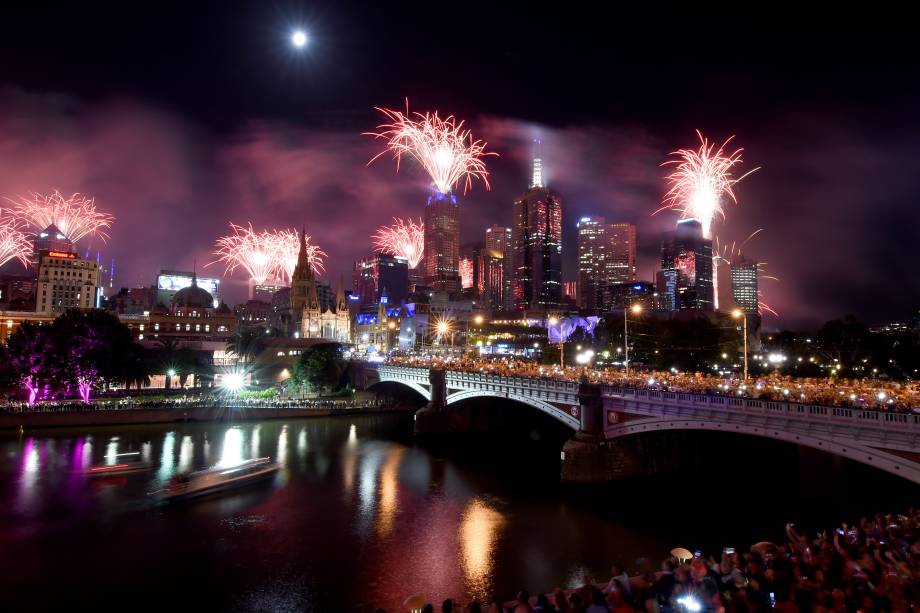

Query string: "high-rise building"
[[658, 219, 714, 311], [577, 216, 605, 310], [422, 192, 460, 294], [353, 254, 409, 307], [35, 250, 100, 313], [605, 281, 655, 311], [484, 225, 512, 308], [605, 223, 637, 284], [511, 145, 563, 312], [474, 246, 504, 309], [730, 254, 759, 314], [577, 218, 637, 311]]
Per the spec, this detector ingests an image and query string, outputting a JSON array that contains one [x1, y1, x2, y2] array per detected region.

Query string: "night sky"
[[0, 3, 917, 328]]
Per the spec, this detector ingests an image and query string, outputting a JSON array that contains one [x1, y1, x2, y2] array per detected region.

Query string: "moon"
[[292, 30, 307, 48]]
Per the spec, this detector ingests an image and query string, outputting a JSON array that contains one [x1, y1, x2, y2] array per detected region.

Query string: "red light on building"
[[48, 251, 76, 259]]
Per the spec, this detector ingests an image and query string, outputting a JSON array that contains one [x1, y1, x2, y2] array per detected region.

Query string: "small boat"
[[85, 452, 152, 478], [156, 457, 279, 502]]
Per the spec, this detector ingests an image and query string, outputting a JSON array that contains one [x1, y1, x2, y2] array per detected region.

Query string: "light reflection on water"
[[0, 416, 674, 611]]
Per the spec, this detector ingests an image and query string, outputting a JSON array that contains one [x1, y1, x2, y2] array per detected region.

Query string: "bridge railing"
[[602, 385, 920, 432]]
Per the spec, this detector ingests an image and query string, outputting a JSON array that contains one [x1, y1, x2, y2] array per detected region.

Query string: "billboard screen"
[[157, 274, 220, 298]]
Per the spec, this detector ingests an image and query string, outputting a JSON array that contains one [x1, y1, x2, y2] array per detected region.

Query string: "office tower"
[[485, 225, 512, 308], [422, 192, 460, 293], [35, 249, 100, 313], [658, 219, 714, 311], [511, 141, 562, 312], [577, 216, 606, 310], [353, 253, 409, 307], [605, 223, 637, 284], [730, 254, 759, 314]]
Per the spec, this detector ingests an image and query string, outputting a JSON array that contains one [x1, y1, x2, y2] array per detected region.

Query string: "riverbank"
[[0, 402, 413, 430]]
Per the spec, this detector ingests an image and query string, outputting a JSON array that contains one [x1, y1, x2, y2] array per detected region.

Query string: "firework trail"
[[273, 228, 327, 281], [715, 229, 779, 317], [0, 209, 31, 268], [212, 223, 281, 285], [656, 130, 758, 239], [10, 190, 114, 243], [459, 257, 474, 289], [372, 217, 425, 269], [365, 102, 496, 194]]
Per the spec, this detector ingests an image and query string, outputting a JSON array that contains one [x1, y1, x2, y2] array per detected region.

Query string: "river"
[[0, 413, 916, 611]]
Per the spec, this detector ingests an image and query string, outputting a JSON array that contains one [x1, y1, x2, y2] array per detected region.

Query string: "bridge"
[[356, 364, 920, 484]]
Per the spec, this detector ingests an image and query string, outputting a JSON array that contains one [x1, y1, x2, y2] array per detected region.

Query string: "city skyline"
[[0, 6, 917, 327]]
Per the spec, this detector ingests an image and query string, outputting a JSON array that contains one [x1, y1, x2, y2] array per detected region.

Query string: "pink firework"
[[0, 209, 31, 268], [10, 190, 114, 243], [212, 223, 280, 285], [372, 217, 425, 269], [273, 229, 327, 282], [459, 257, 474, 289], [365, 102, 496, 194], [656, 131, 758, 239]]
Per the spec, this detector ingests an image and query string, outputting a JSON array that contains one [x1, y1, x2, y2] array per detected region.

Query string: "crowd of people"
[[373, 510, 920, 612], [380, 356, 920, 413]]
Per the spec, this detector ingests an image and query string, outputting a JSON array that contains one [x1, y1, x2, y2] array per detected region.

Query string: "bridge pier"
[[414, 368, 451, 436], [561, 380, 634, 482]]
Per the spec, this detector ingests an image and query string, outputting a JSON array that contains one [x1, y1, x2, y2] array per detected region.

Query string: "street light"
[[732, 308, 748, 380], [624, 303, 642, 376]]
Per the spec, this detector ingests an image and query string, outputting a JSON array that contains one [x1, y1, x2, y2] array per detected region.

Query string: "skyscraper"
[[577, 216, 606, 310], [658, 219, 714, 311], [485, 225, 512, 308], [31, 224, 74, 269], [604, 223, 637, 284], [353, 253, 409, 307], [422, 192, 460, 294], [730, 254, 759, 314], [511, 142, 562, 312]]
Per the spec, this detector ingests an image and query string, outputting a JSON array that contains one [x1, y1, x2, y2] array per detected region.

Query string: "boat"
[[155, 457, 280, 502], [85, 452, 152, 477]]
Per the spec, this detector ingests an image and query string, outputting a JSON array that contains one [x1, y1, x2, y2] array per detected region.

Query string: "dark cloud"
[[0, 88, 917, 329]]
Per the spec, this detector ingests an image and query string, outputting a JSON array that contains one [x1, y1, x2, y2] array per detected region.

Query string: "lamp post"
[[624, 303, 642, 376], [548, 316, 563, 369], [732, 308, 748, 380]]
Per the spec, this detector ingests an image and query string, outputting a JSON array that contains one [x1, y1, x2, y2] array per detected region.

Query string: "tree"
[[291, 343, 345, 395], [5, 321, 56, 404]]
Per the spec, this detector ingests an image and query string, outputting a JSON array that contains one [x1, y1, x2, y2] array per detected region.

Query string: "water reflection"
[[17, 438, 39, 513], [105, 436, 119, 465], [459, 498, 506, 601], [377, 447, 406, 538], [277, 425, 289, 467], [157, 432, 175, 481], [178, 436, 194, 473], [219, 428, 244, 468]]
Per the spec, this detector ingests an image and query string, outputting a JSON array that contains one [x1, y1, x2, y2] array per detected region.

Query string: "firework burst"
[[656, 130, 758, 239], [372, 217, 425, 269], [273, 228, 327, 281], [212, 223, 280, 285], [0, 209, 31, 268], [10, 190, 114, 243], [365, 102, 496, 194]]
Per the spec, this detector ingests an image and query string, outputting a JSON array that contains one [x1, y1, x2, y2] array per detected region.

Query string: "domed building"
[[172, 276, 215, 311]]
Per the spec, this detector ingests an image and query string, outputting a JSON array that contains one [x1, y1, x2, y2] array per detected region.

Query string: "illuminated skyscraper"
[[604, 223, 637, 284], [658, 219, 713, 311], [31, 224, 74, 269], [353, 253, 409, 307], [577, 216, 606, 310], [422, 192, 460, 294], [485, 225, 512, 308], [512, 145, 562, 312], [730, 254, 759, 314]]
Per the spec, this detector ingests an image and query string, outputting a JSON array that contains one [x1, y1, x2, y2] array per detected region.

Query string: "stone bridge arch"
[[445, 389, 580, 430]]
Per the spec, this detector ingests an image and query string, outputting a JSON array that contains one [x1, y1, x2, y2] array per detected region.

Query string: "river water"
[[0, 413, 916, 612]]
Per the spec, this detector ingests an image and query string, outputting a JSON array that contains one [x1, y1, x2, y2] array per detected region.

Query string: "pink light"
[[365, 101, 496, 195], [10, 190, 114, 243], [373, 217, 425, 269]]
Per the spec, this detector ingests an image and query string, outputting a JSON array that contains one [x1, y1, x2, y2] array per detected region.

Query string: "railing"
[[603, 385, 920, 432], [366, 364, 920, 433]]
